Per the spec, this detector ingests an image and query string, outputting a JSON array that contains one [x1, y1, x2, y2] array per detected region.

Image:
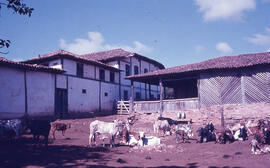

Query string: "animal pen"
[[126, 52, 270, 124]]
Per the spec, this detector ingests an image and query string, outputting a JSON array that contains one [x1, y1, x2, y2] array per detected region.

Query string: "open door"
[[55, 88, 68, 118]]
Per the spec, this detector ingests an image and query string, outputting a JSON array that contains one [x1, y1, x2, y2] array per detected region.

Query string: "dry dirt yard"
[[1, 113, 270, 168]]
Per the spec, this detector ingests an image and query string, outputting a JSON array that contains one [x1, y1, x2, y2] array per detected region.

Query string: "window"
[[82, 89, 86, 94], [76, 63, 84, 77], [125, 64, 130, 76], [134, 66, 139, 75], [110, 71, 115, 83], [135, 92, 141, 100], [144, 68, 148, 73], [104, 92, 108, 96], [99, 69, 105, 81], [124, 90, 128, 101]]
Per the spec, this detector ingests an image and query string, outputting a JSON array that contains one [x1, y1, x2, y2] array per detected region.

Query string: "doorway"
[[55, 88, 68, 118]]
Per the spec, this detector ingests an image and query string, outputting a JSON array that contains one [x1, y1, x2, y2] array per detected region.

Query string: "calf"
[[25, 119, 51, 146], [51, 122, 71, 139]]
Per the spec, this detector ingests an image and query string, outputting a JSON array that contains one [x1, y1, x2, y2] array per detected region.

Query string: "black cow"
[[197, 123, 216, 143], [25, 119, 51, 146]]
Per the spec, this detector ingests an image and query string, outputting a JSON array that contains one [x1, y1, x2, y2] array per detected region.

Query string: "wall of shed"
[[0, 66, 25, 119], [26, 71, 55, 117], [199, 68, 270, 107]]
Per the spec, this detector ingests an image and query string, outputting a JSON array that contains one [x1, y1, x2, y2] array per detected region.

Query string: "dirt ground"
[[1, 114, 270, 168]]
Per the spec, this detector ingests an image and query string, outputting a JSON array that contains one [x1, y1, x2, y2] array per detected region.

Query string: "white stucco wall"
[[95, 67, 100, 80], [26, 71, 55, 117], [0, 66, 25, 119], [68, 76, 99, 113], [84, 64, 95, 79], [131, 57, 141, 88], [63, 59, 77, 75], [56, 74, 67, 89], [49, 59, 61, 67], [100, 82, 119, 111], [119, 60, 131, 86]]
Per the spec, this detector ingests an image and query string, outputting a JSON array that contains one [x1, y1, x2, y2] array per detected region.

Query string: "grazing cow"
[[0, 119, 23, 138], [51, 122, 71, 139], [25, 119, 51, 146], [174, 123, 193, 143], [153, 120, 171, 135], [215, 129, 234, 144], [89, 120, 124, 148], [233, 125, 248, 141], [175, 130, 188, 143], [197, 123, 216, 143]]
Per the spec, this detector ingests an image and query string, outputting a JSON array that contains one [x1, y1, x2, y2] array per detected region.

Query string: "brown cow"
[[51, 122, 71, 139]]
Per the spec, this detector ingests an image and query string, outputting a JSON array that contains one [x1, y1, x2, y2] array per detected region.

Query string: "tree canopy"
[[0, 0, 34, 54]]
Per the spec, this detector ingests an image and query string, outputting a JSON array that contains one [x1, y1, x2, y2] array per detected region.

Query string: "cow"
[[174, 123, 194, 143], [0, 119, 23, 139], [233, 125, 248, 141], [250, 139, 261, 155], [153, 119, 171, 136], [215, 129, 234, 144], [197, 122, 216, 143], [24, 118, 51, 146], [51, 122, 71, 140], [89, 120, 124, 148], [175, 130, 188, 143]]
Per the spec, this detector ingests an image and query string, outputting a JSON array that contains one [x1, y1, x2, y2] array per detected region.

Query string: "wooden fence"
[[134, 98, 199, 113]]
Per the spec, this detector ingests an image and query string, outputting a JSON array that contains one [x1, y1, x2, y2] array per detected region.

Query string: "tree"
[[0, 0, 34, 54]]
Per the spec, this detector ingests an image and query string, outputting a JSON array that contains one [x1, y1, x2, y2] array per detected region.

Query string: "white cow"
[[89, 120, 124, 147]]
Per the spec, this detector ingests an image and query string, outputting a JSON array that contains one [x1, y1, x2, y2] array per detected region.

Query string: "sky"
[[1, 0, 270, 68]]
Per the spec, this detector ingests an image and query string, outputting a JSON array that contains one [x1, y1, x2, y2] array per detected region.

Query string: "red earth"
[[1, 114, 270, 168]]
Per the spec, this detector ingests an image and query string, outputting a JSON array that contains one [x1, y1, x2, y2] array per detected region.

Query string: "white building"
[[0, 56, 64, 119], [0, 49, 164, 119]]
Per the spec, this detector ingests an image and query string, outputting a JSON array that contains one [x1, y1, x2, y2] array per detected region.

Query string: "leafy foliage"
[[0, 0, 34, 53], [0, 0, 34, 16]]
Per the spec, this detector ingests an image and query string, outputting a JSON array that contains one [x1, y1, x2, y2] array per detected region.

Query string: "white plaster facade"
[[0, 66, 57, 119], [0, 49, 163, 119]]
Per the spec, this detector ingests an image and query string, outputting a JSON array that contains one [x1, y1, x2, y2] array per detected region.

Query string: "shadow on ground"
[[0, 137, 112, 168]]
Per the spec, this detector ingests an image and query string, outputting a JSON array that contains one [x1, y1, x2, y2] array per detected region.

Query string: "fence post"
[[130, 80, 134, 114], [220, 106, 225, 128], [159, 78, 164, 117]]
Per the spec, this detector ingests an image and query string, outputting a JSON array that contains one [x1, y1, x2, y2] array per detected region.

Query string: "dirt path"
[[1, 114, 270, 168]]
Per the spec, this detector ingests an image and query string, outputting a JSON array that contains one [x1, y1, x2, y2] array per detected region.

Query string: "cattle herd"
[[1, 115, 270, 155]]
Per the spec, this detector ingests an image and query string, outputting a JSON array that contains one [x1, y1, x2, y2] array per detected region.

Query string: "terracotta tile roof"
[[126, 51, 270, 80], [0, 56, 64, 73], [81, 48, 165, 69], [23, 50, 121, 72]]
